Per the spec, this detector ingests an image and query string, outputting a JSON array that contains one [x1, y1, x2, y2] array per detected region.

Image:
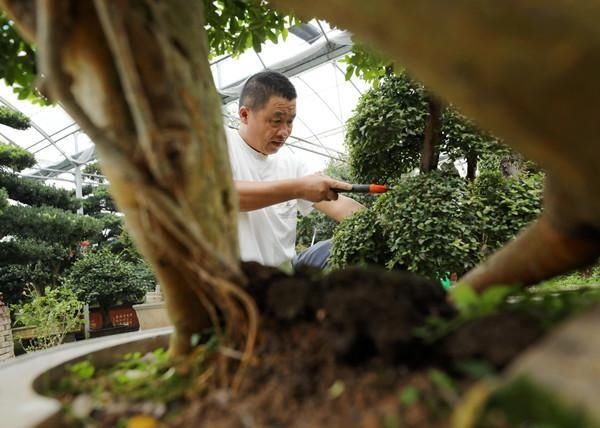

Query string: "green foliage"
[[0, 143, 35, 172], [329, 209, 389, 268], [0, 205, 105, 247], [1, 3, 295, 104], [470, 170, 543, 255], [441, 108, 508, 162], [82, 161, 105, 183], [345, 72, 428, 183], [342, 43, 394, 85], [0, 186, 7, 212], [82, 184, 117, 215], [0, 237, 65, 266], [12, 286, 84, 352], [0, 171, 78, 210], [509, 286, 600, 329], [296, 210, 336, 253], [64, 249, 153, 315], [0, 105, 30, 129], [415, 282, 600, 344], [449, 283, 515, 318], [377, 173, 481, 278], [477, 377, 599, 428], [328, 170, 543, 281], [51, 339, 219, 424], [203, 0, 296, 57], [0, 204, 106, 303], [345, 73, 514, 183], [103, 226, 142, 261], [413, 283, 516, 344], [533, 264, 600, 291], [0, 12, 42, 103], [0, 263, 56, 306]]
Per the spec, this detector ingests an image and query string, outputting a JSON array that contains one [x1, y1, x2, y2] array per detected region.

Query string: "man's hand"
[[298, 174, 352, 203]]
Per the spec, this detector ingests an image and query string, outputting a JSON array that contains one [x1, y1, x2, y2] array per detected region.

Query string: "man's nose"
[[278, 124, 291, 139]]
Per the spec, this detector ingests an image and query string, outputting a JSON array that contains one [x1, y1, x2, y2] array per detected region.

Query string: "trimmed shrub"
[[0, 172, 78, 210], [329, 209, 389, 269], [471, 170, 543, 256], [376, 172, 481, 278], [345, 73, 427, 183], [0, 143, 35, 172]]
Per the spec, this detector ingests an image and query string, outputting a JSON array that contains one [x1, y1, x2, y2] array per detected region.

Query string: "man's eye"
[[272, 119, 281, 124]]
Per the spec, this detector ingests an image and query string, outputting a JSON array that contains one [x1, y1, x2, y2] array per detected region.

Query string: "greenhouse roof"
[[0, 20, 370, 189]]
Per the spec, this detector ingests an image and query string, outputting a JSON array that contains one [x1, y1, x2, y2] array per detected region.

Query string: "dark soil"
[[165, 263, 545, 427]]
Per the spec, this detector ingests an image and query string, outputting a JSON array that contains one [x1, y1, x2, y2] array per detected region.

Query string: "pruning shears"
[[332, 184, 392, 194]]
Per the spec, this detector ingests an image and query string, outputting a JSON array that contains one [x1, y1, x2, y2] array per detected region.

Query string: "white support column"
[[74, 133, 84, 215]]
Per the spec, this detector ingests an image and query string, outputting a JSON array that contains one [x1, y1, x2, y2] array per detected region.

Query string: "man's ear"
[[239, 105, 250, 124]]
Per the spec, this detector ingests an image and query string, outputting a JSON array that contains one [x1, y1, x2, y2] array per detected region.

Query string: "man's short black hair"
[[239, 70, 297, 111]]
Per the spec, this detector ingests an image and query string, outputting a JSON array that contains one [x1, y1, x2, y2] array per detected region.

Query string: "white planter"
[[0, 327, 172, 428], [133, 301, 171, 330]]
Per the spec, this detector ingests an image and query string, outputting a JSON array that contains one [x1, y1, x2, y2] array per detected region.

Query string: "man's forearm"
[[236, 179, 301, 211], [314, 195, 365, 221]]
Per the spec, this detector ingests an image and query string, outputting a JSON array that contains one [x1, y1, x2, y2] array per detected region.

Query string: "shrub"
[[0, 263, 58, 306], [12, 286, 84, 352], [376, 172, 481, 278], [0, 143, 35, 172], [0, 205, 105, 247], [470, 170, 543, 256], [0, 106, 31, 130], [64, 249, 154, 327], [345, 73, 428, 183], [329, 209, 389, 268], [0, 172, 79, 210]]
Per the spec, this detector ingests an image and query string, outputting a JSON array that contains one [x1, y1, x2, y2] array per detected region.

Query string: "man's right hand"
[[297, 174, 352, 202]]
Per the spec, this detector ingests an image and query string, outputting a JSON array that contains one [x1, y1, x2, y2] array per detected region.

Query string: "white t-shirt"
[[226, 127, 314, 267]]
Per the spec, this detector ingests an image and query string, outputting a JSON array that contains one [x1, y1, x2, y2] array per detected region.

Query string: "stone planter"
[[132, 301, 171, 330], [133, 284, 171, 330], [0, 327, 172, 428]]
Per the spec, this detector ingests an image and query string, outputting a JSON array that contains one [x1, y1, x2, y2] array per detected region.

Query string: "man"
[[226, 70, 364, 269]]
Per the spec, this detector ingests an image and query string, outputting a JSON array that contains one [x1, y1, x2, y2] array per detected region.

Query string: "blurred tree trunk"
[[0, 1, 256, 377], [466, 152, 477, 180], [420, 96, 442, 173]]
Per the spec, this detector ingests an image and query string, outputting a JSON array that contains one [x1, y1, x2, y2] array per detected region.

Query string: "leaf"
[[449, 282, 479, 315], [399, 386, 420, 405], [428, 368, 455, 391]]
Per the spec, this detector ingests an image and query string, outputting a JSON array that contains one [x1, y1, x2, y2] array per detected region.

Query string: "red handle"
[[369, 184, 389, 193]]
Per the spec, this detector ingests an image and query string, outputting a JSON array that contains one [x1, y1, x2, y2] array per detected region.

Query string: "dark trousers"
[[292, 239, 332, 269]]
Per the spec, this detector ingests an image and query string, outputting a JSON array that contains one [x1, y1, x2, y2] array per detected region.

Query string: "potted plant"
[[63, 250, 152, 331]]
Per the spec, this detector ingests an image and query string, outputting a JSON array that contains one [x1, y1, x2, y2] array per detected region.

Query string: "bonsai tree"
[[2, 2, 599, 405], [64, 249, 152, 328]]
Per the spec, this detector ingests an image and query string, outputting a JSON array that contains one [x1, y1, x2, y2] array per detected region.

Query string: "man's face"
[[239, 96, 296, 155]]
